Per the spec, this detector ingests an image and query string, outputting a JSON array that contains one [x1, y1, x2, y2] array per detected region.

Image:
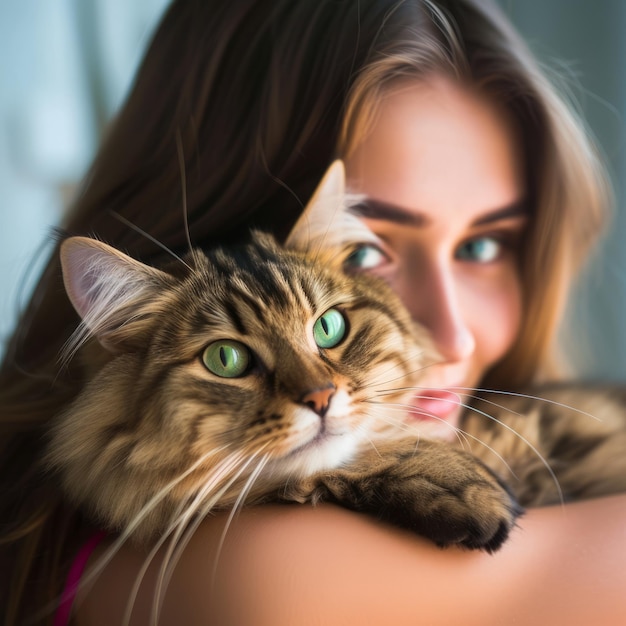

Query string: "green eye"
[[455, 237, 501, 263], [202, 341, 251, 377], [313, 309, 346, 349]]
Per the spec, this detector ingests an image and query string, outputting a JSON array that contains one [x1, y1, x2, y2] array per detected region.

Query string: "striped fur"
[[48, 162, 625, 555], [49, 227, 521, 552]]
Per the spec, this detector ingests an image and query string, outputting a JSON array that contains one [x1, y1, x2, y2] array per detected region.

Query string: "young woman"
[[1, 0, 624, 624]]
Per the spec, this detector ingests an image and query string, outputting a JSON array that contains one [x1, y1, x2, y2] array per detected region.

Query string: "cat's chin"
[[271, 429, 361, 478]]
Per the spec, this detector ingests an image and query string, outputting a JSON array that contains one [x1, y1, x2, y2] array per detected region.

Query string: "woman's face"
[[344, 76, 527, 438]]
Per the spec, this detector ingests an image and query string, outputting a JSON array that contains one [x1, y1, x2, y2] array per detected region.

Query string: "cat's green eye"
[[202, 340, 251, 378], [313, 308, 346, 349]]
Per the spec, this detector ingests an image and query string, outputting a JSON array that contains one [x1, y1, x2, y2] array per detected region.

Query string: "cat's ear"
[[60, 236, 173, 353], [285, 160, 379, 258]]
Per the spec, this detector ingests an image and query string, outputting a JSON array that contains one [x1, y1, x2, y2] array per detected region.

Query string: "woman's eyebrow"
[[471, 203, 528, 226], [348, 198, 528, 227], [347, 199, 428, 226]]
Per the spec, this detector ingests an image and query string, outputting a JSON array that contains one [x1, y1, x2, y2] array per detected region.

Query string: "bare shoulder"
[[76, 496, 626, 626]]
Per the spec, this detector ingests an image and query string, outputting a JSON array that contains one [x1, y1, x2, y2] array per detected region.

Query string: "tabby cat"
[[48, 162, 626, 559]]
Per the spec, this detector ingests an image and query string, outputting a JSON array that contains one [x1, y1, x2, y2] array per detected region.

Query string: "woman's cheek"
[[464, 268, 523, 367]]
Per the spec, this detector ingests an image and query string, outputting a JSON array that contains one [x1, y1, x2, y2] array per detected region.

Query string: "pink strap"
[[53, 530, 107, 626]]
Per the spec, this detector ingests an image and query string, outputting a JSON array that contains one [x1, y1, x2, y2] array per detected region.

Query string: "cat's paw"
[[379, 443, 524, 552], [408, 468, 523, 553], [310, 440, 523, 552]]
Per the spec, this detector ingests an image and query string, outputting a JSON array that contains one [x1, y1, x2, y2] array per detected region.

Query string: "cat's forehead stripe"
[[187, 238, 404, 348], [223, 300, 248, 335], [229, 281, 270, 324]]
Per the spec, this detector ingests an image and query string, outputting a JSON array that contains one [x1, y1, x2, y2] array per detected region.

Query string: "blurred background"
[[0, 0, 624, 378]]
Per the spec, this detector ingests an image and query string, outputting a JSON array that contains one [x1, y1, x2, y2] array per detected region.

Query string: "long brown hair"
[[0, 0, 609, 622], [338, 0, 610, 386]]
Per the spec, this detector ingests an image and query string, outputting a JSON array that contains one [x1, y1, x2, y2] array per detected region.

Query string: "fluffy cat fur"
[[48, 162, 626, 556]]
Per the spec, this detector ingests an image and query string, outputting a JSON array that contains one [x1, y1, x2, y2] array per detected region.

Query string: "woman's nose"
[[402, 262, 475, 363]]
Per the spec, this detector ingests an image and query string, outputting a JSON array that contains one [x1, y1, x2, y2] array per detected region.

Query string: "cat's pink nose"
[[300, 385, 335, 417]]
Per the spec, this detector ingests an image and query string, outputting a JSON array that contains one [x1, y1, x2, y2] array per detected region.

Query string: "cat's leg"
[[282, 439, 523, 553]]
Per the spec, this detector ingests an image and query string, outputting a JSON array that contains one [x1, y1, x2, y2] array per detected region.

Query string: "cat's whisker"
[[108, 209, 192, 271], [397, 406, 472, 450], [135, 454, 246, 626], [117, 449, 243, 626], [256, 139, 304, 214], [149, 451, 251, 625], [367, 378, 563, 494], [385, 382, 592, 476], [109, 130, 196, 268], [209, 452, 272, 591], [369, 400, 518, 478], [448, 386, 602, 422], [463, 402, 563, 504], [370, 390, 562, 502], [353, 424, 384, 458], [455, 429, 513, 470], [175, 128, 194, 255], [151, 446, 271, 626], [366, 352, 438, 389], [121, 495, 193, 626], [75, 444, 231, 619], [364, 399, 468, 447], [32, 446, 230, 626], [383, 382, 601, 425], [361, 405, 420, 436]]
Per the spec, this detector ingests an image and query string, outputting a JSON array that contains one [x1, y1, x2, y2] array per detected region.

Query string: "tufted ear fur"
[[60, 236, 174, 353], [284, 160, 380, 262]]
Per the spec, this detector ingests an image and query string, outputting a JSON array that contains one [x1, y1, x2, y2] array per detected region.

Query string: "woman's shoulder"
[[76, 497, 626, 625]]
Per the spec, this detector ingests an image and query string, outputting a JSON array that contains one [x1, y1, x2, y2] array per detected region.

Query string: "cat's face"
[[136, 234, 429, 477], [49, 162, 434, 537]]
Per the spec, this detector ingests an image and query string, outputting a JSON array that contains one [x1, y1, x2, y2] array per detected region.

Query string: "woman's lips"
[[409, 390, 461, 421]]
